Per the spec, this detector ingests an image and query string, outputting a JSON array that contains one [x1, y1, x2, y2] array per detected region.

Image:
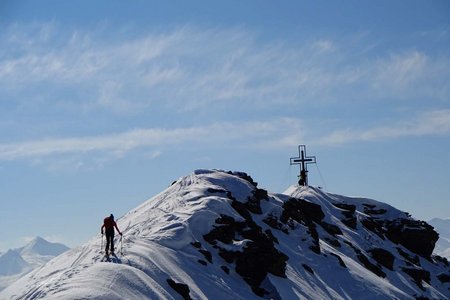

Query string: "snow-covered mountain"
[[0, 249, 31, 277], [1, 170, 449, 299], [18, 236, 70, 267], [0, 237, 69, 291], [429, 218, 450, 260]]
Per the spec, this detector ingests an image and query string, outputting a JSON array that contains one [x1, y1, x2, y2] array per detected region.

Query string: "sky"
[[0, 0, 449, 252]]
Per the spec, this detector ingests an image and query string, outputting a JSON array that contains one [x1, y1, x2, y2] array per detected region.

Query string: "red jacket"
[[101, 217, 121, 234]]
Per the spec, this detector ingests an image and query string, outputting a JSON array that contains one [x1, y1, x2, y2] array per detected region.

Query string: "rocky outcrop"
[[402, 267, 431, 290], [203, 181, 289, 298], [167, 279, 192, 300], [331, 202, 357, 229], [368, 248, 395, 270], [203, 213, 288, 297], [280, 198, 325, 224], [199, 171, 448, 298], [385, 219, 439, 259]]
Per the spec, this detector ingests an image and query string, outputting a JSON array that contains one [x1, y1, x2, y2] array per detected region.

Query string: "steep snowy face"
[[1, 170, 449, 300]]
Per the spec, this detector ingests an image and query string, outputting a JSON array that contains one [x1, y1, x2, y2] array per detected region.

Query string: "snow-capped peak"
[[1, 170, 449, 299], [19, 236, 69, 257], [0, 250, 30, 276]]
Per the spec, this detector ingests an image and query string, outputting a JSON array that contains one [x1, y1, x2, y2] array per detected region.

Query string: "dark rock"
[[167, 279, 192, 300], [325, 238, 341, 248], [331, 202, 357, 229], [361, 218, 385, 239], [309, 244, 321, 254], [198, 259, 207, 266], [302, 264, 314, 274], [342, 217, 357, 230], [437, 273, 450, 283], [307, 223, 321, 254], [228, 171, 258, 187], [368, 248, 395, 270], [402, 267, 431, 290], [320, 221, 343, 236], [221, 265, 230, 274], [199, 249, 212, 263], [280, 198, 325, 224], [357, 253, 386, 278], [231, 200, 252, 220], [203, 215, 246, 245], [203, 213, 288, 297], [245, 188, 268, 214], [235, 240, 288, 295], [363, 204, 387, 215], [235, 239, 288, 276], [279, 198, 324, 254], [433, 255, 449, 267], [263, 214, 284, 231], [191, 241, 201, 248], [385, 219, 438, 258], [361, 256, 386, 278], [330, 253, 347, 268], [218, 248, 239, 263], [251, 286, 269, 298], [254, 188, 268, 200], [396, 247, 420, 266], [264, 229, 279, 244], [344, 240, 361, 254], [207, 188, 227, 194]]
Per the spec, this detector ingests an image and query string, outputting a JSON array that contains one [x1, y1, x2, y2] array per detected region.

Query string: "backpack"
[[104, 216, 114, 229]]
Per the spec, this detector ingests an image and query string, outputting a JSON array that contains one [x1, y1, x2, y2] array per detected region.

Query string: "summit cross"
[[290, 145, 316, 186]]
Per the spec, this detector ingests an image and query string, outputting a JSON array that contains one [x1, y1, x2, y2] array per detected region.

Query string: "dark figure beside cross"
[[290, 145, 316, 186]]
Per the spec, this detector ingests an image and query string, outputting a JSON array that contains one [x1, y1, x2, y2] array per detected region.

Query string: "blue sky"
[[1, 0, 449, 251]]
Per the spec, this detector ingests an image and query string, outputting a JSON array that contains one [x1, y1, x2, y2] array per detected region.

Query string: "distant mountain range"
[[0, 236, 69, 291], [429, 218, 450, 259]]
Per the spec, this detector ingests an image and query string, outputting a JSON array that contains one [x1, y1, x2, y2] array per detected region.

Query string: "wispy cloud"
[[2, 110, 449, 163], [1, 23, 449, 114], [1, 22, 449, 169], [0, 118, 305, 161], [317, 109, 450, 145]]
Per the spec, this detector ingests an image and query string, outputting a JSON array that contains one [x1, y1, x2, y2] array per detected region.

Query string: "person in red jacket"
[[101, 214, 122, 256]]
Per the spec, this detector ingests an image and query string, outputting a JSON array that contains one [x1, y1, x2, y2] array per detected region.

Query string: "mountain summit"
[[1, 170, 449, 299], [0, 236, 69, 291], [18, 236, 70, 266]]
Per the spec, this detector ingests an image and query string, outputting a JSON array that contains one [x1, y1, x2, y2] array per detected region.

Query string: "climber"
[[298, 169, 307, 186], [101, 214, 122, 256]]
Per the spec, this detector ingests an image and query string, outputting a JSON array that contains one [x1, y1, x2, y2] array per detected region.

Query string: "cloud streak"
[[1, 110, 449, 162], [318, 109, 450, 145], [0, 119, 305, 161], [1, 23, 449, 114]]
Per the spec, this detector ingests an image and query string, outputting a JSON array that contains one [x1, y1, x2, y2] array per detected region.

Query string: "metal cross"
[[290, 145, 316, 186]]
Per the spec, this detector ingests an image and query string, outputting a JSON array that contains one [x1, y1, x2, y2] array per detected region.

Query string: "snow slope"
[[429, 218, 450, 259], [1, 170, 449, 299]]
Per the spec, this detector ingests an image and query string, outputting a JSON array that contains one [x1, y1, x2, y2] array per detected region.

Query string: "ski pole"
[[101, 233, 104, 253], [120, 235, 123, 255]]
